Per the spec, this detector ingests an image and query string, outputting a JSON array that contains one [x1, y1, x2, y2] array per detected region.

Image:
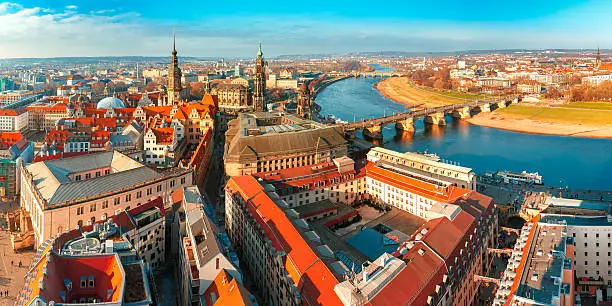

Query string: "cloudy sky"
[[0, 0, 610, 58]]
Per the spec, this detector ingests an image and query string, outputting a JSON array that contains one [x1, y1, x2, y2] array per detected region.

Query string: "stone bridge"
[[340, 97, 521, 140]]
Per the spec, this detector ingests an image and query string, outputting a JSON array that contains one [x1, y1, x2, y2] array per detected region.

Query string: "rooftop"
[[24, 151, 161, 206]]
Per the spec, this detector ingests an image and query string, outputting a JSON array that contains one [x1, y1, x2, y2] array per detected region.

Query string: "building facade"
[[19, 151, 193, 247], [211, 83, 249, 114], [224, 112, 347, 176]]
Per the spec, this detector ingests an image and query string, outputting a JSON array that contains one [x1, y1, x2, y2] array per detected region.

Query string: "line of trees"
[[570, 81, 612, 101]]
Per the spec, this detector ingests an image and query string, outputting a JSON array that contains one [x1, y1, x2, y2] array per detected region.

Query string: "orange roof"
[[365, 162, 470, 203], [204, 270, 254, 306], [0, 131, 24, 146], [150, 127, 174, 145], [23, 252, 124, 305], [227, 176, 343, 306], [599, 63, 612, 71], [201, 94, 218, 110]]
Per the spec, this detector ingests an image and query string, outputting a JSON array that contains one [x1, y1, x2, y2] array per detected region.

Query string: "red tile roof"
[[373, 242, 447, 305], [227, 176, 343, 306], [150, 127, 174, 145]]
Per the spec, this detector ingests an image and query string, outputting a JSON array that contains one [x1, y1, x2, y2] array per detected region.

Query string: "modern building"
[[366, 147, 476, 190], [211, 83, 249, 114], [0, 108, 29, 132], [493, 218, 575, 306], [178, 186, 253, 306], [224, 112, 347, 176], [540, 214, 612, 286], [19, 150, 192, 246]]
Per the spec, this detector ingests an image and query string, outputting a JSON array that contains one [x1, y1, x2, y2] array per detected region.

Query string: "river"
[[315, 68, 612, 190]]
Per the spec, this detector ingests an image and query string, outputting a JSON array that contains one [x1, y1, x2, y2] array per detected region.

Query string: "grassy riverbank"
[[375, 77, 487, 107], [468, 104, 612, 138]]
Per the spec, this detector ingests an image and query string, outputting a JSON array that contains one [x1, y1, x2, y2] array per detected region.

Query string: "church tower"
[[253, 43, 266, 112], [167, 34, 182, 105], [596, 47, 601, 69], [297, 82, 312, 119]]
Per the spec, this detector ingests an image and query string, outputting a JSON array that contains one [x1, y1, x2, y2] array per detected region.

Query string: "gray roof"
[[26, 151, 161, 206], [226, 126, 346, 161]]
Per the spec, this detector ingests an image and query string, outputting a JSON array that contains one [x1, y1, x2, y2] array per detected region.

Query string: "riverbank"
[[375, 76, 489, 108], [468, 107, 612, 138]]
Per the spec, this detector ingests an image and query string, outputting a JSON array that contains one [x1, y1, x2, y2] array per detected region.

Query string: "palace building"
[[223, 112, 347, 177], [19, 150, 192, 247]]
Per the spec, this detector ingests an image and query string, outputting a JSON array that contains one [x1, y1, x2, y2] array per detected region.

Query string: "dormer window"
[[80, 276, 86, 288], [88, 275, 95, 287]]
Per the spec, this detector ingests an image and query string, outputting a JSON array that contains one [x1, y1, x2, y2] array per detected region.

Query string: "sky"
[[0, 0, 610, 58]]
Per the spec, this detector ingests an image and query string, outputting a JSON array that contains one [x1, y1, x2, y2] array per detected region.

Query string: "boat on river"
[[497, 171, 543, 185]]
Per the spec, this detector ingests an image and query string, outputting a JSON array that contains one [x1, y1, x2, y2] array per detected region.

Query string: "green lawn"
[[499, 105, 612, 125], [563, 102, 612, 110]]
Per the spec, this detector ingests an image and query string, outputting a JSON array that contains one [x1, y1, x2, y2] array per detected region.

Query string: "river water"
[[315, 69, 612, 190]]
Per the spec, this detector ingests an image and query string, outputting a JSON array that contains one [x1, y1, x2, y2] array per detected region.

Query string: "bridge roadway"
[[337, 96, 520, 139]]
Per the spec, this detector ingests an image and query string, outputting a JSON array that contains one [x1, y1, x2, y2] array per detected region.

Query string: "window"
[[75, 175, 81, 181], [597, 233, 600, 238], [90, 204, 96, 212], [597, 252, 600, 256], [96, 171, 100, 177], [585, 261, 589, 265], [597, 261, 600, 266], [157, 185, 162, 192], [136, 191, 142, 199], [147, 188, 152, 196], [85, 173, 91, 179], [102, 201, 109, 209], [126, 194, 131, 201], [585, 233, 588, 238], [76, 207, 84, 215], [597, 243, 600, 247], [114, 197, 120, 206]]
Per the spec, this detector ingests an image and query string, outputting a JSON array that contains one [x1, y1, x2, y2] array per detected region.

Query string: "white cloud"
[[0, 2, 609, 58]]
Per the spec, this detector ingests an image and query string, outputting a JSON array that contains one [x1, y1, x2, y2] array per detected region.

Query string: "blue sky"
[[0, 0, 610, 58]]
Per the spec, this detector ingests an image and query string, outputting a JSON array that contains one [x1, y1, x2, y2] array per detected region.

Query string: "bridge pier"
[[363, 124, 384, 140], [424, 112, 446, 126], [394, 117, 414, 132], [473, 103, 490, 113], [451, 106, 471, 119]]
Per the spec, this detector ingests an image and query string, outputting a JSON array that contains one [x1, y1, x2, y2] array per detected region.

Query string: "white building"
[[542, 214, 612, 285], [0, 109, 28, 132], [366, 147, 476, 190], [143, 126, 178, 166], [582, 74, 612, 86]]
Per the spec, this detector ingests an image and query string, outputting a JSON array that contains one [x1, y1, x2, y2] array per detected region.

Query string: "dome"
[[97, 97, 125, 109]]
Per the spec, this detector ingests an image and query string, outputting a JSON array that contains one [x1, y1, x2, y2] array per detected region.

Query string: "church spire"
[[596, 46, 602, 68], [257, 41, 263, 57], [172, 30, 177, 55]]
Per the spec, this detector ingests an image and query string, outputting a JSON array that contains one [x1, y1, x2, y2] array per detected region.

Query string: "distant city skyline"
[[0, 0, 610, 58]]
